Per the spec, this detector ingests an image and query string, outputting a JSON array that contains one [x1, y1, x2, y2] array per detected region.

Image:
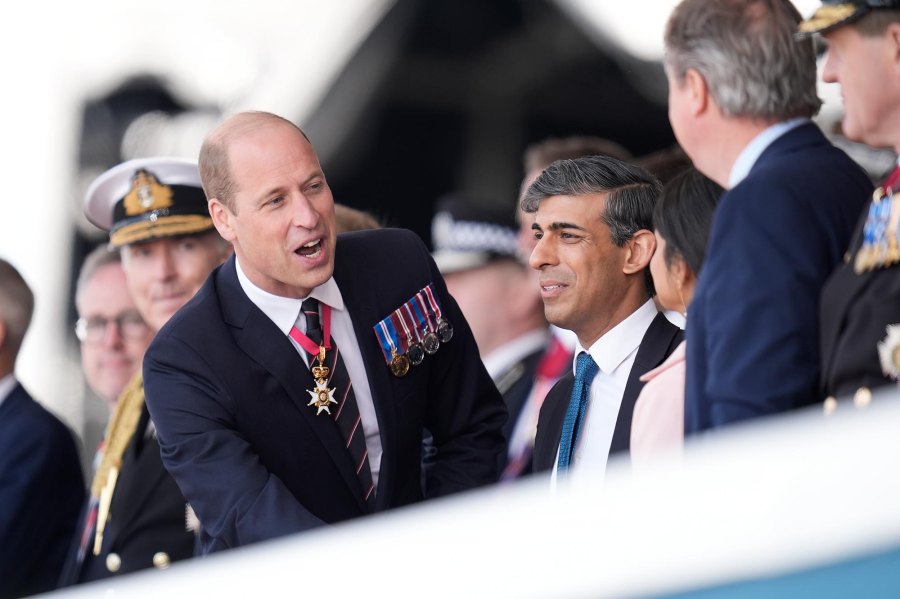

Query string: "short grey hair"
[[75, 245, 122, 307], [665, 0, 822, 120], [0, 258, 34, 358]]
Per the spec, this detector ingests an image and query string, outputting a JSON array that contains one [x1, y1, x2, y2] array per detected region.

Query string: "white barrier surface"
[[47, 391, 900, 598]]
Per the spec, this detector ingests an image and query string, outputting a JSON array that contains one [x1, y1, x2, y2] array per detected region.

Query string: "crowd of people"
[[2, 0, 899, 596]]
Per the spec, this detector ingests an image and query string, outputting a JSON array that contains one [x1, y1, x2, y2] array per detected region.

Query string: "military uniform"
[[799, 0, 900, 402], [59, 374, 195, 585], [819, 167, 900, 399], [61, 156, 217, 587]]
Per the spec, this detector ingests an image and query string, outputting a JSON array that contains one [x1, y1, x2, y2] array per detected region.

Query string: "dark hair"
[[522, 155, 662, 294], [653, 167, 724, 276]]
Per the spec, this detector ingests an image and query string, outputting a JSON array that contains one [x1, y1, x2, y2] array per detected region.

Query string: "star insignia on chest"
[[307, 379, 337, 415]]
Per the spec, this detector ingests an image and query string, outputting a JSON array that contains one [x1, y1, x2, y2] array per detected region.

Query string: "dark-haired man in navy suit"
[[0, 259, 84, 598], [143, 111, 506, 553], [664, 0, 872, 433], [524, 156, 683, 481]]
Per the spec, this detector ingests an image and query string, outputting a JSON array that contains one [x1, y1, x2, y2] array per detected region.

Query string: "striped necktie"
[[301, 298, 376, 510]]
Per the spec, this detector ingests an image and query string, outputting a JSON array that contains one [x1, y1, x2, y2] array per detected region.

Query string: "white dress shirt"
[[0, 373, 16, 413], [235, 258, 383, 486], [551, 299, 658, 488]]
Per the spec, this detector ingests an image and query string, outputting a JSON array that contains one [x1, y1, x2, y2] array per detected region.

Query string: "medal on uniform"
[[885, 187, 900, 266], [423, 284, 454, 343], [307, 347, 337, 414], [289, 305, 338, 415], [374, 317, 409, 377], [855, 188, 885, 274], [390, 349, 410, 377], [398, 306, 425, 366], [414, 291, 441, 354]]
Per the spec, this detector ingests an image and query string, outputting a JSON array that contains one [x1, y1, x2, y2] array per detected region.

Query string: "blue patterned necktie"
[[557, 352, 599, 472]]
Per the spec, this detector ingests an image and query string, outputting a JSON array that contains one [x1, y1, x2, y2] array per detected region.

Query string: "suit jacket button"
[[106, 552, 122, 573], [152, 552, 171, 569]]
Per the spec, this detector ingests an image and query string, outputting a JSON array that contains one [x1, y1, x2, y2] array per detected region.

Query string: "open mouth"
[[296, 239, 322, 258]]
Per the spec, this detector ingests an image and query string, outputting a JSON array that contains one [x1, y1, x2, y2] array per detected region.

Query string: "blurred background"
[[0, 0, 893, 471]]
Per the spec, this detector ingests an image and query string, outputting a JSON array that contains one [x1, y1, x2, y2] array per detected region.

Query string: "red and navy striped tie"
[[302, 298, 376, 511]]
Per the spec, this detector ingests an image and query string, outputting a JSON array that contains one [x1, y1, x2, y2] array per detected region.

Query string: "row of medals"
[[389, 318, 454, 378], [306, 317, 454, 414], [855, 185, 900, 274]]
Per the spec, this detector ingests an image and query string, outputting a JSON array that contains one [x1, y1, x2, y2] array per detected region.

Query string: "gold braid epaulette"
[[90, 371, 146, 498]]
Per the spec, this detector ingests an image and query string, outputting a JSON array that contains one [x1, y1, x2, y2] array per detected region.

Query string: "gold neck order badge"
[[307, 346, 337, 415]]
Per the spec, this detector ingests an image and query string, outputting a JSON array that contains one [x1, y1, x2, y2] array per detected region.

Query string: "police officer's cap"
[[798, 0, 900, 36], [84, 157, 213, 247], [431, 194, 520, 275]]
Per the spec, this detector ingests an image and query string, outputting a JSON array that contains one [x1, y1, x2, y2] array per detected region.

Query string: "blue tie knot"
[[574, 352, 598, 386]]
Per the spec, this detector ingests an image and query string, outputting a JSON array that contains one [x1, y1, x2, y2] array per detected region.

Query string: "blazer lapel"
[[332, 251, 397, 509], [217, 258, 367, 511], [609, 313, 683, 455], [533, 373, 574, 472]]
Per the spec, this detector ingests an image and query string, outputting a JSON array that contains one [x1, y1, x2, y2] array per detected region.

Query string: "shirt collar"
[[234, 257, 345, 334], [574, 299, 658, 375], [482, 329, 549, 380], [0, 373, 17, 410], [728, 117, 808, 188]]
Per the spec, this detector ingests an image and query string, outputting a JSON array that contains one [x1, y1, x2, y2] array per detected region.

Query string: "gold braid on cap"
[[90, 371, 145, 498], [797, 4, 858, 33]]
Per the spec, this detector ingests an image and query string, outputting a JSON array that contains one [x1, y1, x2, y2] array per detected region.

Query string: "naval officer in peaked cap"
[[60, 157, 232, 586], [798, 0, 900, 407]]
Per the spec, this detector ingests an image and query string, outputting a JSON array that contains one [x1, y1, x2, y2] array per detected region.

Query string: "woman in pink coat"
[[631, 168, 722, 464]]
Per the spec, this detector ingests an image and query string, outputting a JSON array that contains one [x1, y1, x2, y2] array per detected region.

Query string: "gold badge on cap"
[[123, 169, 173, 216]]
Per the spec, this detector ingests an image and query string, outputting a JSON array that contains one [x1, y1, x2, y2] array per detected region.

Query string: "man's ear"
[[685, 67, 710, 117], [622, 229, 656, 275], [888, 22, 900, 70], [208, 199, 236, 243]]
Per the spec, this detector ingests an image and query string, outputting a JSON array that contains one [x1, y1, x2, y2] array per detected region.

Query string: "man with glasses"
[[74, 245, 153, 413], [60, 157, 231, 587]]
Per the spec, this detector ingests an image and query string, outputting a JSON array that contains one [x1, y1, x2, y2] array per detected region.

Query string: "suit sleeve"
[[143, 335, 325, 551], [412, 237, 508, 495], [696, 180, 826, 425], [0, 408, 83, 596]]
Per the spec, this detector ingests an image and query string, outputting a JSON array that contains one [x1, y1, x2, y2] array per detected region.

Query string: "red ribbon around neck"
[[289, 303, 332, 356]]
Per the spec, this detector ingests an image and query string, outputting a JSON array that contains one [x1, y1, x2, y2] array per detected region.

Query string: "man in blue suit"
[[664, 0, 872, 433], [0, 259, 84, 598], [142, 111, 506, 553]]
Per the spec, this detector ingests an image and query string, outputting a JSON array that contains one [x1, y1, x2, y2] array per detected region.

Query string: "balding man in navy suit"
[[143, 111, 506, 553]]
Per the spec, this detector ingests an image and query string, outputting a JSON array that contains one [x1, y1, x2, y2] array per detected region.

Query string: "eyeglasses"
[[75, 311, 150, 343]]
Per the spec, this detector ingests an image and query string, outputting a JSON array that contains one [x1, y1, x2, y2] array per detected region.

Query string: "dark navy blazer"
[[144, 228, 506, 553], [532, 312, 683, 472], [0, 383, 83, 598], [685, 122, 872, 433]]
